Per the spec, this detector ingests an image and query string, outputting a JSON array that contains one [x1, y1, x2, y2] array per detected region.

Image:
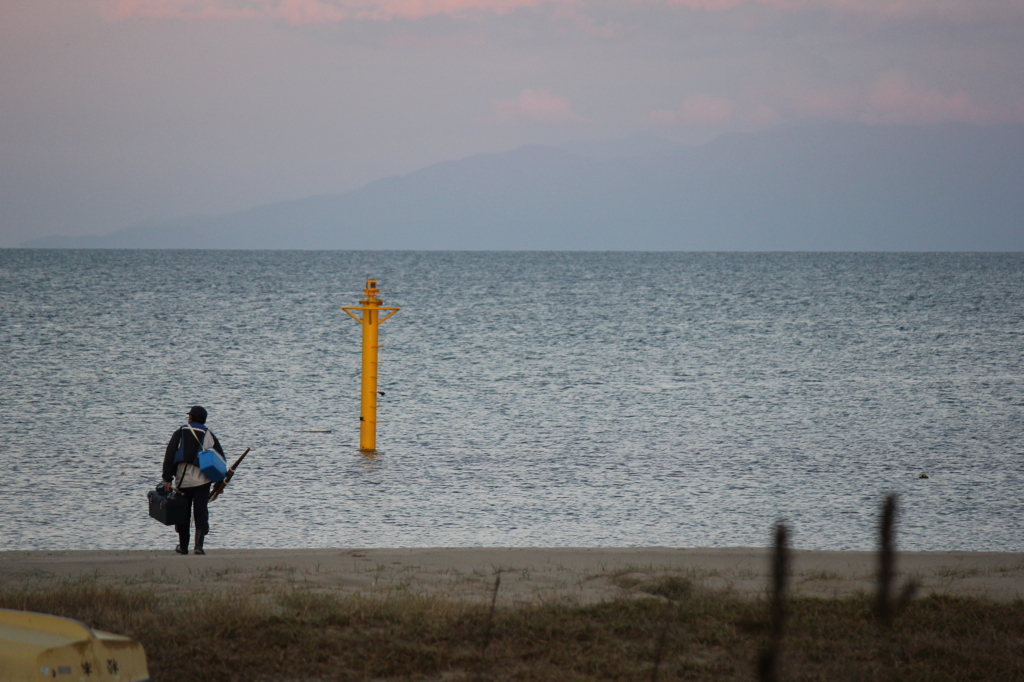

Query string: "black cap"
[[188, 406, 208, 423]]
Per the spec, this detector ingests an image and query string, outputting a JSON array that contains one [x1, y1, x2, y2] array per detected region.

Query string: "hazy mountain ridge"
[[22, 123, 1024, 251]]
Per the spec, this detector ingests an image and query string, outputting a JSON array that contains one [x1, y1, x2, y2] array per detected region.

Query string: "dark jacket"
[[162, 422, 226, 483]]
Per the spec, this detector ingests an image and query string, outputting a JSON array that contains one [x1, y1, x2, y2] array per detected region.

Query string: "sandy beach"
[[2, 547, 1021, 603]]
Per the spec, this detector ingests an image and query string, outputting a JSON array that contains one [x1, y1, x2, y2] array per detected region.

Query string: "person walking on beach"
[[161, 406, 225, 555]]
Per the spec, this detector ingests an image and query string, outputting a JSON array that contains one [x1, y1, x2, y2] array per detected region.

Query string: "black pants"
[[175, 483, 212, 537]]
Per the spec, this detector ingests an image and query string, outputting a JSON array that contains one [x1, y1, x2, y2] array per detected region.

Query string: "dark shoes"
[[175, 532, 207, 555]]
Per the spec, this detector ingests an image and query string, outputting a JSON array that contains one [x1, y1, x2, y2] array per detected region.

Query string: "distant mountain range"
[[22, 123, 1024, 251]]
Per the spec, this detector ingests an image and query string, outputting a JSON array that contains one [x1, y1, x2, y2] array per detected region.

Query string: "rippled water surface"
[[1, 250, 1022, 551]]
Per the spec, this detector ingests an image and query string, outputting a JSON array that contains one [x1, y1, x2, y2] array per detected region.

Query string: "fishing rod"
[[209, 448, 250, 502]]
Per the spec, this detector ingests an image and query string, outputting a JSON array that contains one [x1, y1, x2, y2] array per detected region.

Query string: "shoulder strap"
[[185, 424, 208, 447], [178, 425, 209, 488]]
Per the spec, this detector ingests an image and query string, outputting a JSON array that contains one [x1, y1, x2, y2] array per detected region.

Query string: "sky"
[[2, 0, 1023, 246]]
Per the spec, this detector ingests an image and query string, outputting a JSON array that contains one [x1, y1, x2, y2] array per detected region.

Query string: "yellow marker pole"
[[342, 279, 399, 451]]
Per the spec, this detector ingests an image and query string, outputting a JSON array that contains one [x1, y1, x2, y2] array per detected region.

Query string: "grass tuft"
[[639, 575, 692, 602]]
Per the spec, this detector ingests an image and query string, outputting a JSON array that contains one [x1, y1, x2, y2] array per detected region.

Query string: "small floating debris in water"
[[919, 472, 929, 479], [296, 430, 332, 433]]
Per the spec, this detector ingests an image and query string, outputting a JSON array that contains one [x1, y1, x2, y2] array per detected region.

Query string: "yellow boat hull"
[[0, 609, 149, 681]]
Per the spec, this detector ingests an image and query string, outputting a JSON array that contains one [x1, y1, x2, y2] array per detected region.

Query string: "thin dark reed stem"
[[481, 572, 501, 654], [877, 494, 895, 627], [769, 524, 789, 637], [651, 614, 669, 682], [876, 494, 918, 629], [758, 522, 789, 682]]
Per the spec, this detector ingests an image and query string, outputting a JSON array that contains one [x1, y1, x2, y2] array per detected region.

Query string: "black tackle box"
[[148, 486, 190, 526]]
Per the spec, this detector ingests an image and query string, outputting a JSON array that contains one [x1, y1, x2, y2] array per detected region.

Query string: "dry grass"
[[2, 580, 1022, 681]]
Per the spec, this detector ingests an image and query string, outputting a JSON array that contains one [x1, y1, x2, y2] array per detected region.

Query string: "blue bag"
[[197, 447, 227, 482], [186, 425, 227, 482]]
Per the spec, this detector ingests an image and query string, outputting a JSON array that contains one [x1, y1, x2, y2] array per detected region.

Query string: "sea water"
[[1, 250, 1021, 551]]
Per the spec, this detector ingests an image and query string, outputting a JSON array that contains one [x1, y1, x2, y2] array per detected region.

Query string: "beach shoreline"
[[3, 547, 1021, 603]]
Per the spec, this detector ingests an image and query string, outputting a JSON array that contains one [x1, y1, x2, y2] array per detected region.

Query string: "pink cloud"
[[864, 74, 996, 124], [789, 76, 1024, 125], [494, 89, 584, 125], [107, 0, 558, 23], [647, 95, 736, 127], [680, 94, 736, 125], [106, 0, 1024, 23], [382, 32, 488, 47], [794, 89, 860, 119], [350, 0, 555, 21], [650, 81, 1023, 129], [825, 0, 1024, 20], [659, 0, 1023, 20], [661, 0, 748, 9], [550, 5, 618, 37], [107, 0, 347, 23]]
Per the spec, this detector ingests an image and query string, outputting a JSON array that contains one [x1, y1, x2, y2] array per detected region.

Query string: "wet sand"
[[2, 548, 1021, 603]]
